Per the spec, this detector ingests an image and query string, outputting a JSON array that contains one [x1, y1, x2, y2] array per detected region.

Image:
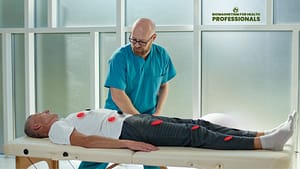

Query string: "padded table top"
[[3, 136, 295, 169]]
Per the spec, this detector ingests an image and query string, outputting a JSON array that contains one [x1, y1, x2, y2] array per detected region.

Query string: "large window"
[[36, 33, 92, 116], [202, 31, 292, 130]]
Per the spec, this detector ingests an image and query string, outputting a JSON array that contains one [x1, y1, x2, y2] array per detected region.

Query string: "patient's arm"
[[70, 129, 159, 152]]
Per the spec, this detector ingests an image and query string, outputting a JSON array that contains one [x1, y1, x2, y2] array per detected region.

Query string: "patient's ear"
[[32, 123, 41, 131]]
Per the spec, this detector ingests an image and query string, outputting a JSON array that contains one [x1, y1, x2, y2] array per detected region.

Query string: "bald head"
[[131, 18, 156, 39], [129, 18, 157, 58]]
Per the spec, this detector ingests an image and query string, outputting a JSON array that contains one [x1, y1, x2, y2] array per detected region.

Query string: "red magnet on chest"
[[191, 125, 200, 130], [151, 119, 163, 126], [224, 136, 233, 141], [108, 116, 116, 122], [76, 112, 85, 118]]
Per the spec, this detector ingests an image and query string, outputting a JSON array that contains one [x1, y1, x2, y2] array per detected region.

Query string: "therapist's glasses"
[[129, 34, 154, 46]]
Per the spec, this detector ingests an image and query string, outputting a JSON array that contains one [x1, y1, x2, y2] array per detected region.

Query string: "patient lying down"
[[24, 109, 296, 152]]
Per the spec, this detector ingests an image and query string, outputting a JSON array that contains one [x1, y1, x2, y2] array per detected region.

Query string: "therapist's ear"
[[152, 33, 157, 41]]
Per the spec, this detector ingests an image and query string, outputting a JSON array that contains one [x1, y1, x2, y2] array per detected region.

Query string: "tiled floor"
[[1, 153, 299, 169]]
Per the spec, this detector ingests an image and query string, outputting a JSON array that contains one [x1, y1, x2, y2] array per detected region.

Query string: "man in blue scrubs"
[[79, 18, 176, 169]]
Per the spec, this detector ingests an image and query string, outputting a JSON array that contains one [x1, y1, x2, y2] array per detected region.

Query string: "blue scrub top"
[[104, 43, 176, 114]]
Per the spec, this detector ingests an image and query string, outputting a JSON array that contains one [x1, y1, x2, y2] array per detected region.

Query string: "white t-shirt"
[[49, 109, 131, 145]]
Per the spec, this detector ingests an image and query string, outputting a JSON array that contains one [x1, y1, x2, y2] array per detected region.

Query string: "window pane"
[[35, 0, 48, 27], [274, 0, 300, 24], [100, 33, 118, 107], [12, 34, 26, 138], [0, 34, 3, 153], [58, 0, 116, 27], [202, 0, 266, 25], [36, 33, 91, 117], [0, 0, 24, 28], [126, 0, 193, 26], [155, 32, 193, 118], [202, 31, 292, 130]]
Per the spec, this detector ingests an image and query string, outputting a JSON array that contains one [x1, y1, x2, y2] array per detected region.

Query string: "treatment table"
[[3, 136, 296, 169]]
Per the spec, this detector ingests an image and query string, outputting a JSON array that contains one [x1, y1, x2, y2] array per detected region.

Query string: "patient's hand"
[[123, 140, 159, 152]]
